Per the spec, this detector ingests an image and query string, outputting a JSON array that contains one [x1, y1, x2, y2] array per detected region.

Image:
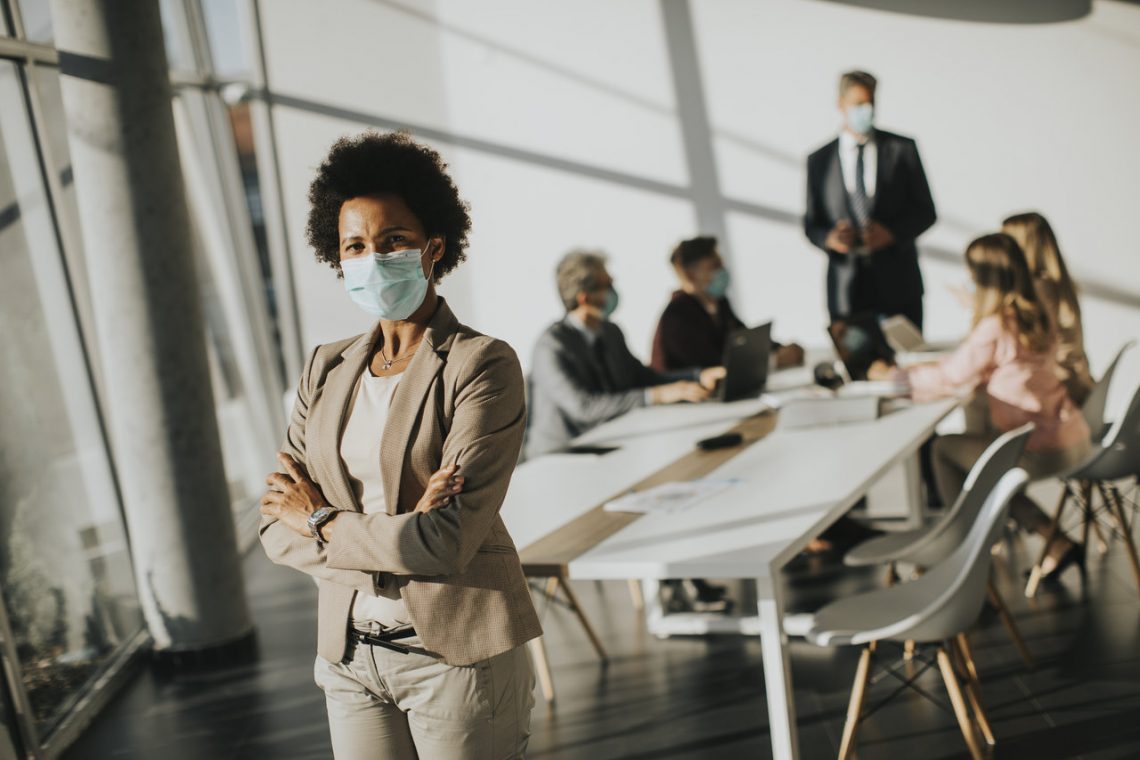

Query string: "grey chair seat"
[[843, 523, 940, 567], [842, 425, 1032, 570], [807, 468, 1029, 648]]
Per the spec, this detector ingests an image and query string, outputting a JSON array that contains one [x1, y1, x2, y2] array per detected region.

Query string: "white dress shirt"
[[838, 130, 877, 200]]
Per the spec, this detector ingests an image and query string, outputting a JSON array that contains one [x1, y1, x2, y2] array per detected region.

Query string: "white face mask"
[[341, 248, 433, 320], [846, 103, 874, 135]]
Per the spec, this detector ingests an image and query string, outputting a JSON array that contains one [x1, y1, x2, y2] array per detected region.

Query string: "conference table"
[[501, 362, 959, 760]]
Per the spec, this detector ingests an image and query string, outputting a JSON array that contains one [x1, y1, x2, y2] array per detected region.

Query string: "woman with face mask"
[[650, 236, 804, 373], [258, 131, 540, 759]]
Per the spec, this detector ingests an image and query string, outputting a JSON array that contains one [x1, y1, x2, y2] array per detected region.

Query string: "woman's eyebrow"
[[340, 226, 413, 245]]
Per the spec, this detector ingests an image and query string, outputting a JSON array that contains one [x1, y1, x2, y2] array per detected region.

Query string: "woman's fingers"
[[276, 452, 305, 482], [265, 472, 292, 491]]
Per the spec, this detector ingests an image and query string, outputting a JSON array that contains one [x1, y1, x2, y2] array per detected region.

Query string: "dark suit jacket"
[[650, 290, 746, 372], [526, 317, 692, 458], [804, 129, 936, 320]]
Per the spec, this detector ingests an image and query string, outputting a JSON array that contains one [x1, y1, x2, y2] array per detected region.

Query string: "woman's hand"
[[775, 343, 806, 368], [866, 359, 897, 382], [261, 453, 331, 537], [415, 464, 465, 513], [698, 366, 727, 390]]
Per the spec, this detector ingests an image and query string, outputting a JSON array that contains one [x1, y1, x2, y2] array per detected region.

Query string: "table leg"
[[758, 579, 800, 760]]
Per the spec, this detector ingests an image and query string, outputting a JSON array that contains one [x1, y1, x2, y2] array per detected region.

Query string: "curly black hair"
[[306, 131, 472, 281]]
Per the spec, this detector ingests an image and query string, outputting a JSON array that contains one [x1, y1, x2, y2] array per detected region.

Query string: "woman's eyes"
[[344, 235, 411, 254]]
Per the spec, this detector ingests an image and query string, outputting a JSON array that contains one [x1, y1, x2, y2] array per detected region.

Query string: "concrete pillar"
[[48, 0, 253, 653]]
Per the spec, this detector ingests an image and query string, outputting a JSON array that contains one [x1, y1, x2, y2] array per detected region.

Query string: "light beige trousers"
[[314, 628, 535, 760], [932, 432, 1092, 535]]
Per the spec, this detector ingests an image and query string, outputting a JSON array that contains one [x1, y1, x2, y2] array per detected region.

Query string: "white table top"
[[500, 356, 956, 581], [501, 363, 817, 553], [567, 397, 957, 580]]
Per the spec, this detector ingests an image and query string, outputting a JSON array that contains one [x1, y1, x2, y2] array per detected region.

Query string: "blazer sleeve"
[[322, 339, 528, 576], [257, 347, 378, 595], [889, 139, 937, 243], [532, 331, 647, 427], [612, 323, 685, 386], [804, 152, 833, 253]]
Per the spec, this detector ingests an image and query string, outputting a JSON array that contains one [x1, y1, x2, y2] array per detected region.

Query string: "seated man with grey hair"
[[527, 249, 731, 612], [526, 249, 725, 460]]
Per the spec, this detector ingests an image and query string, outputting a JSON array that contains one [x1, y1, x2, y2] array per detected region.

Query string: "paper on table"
[[603, 479, 740, 515]]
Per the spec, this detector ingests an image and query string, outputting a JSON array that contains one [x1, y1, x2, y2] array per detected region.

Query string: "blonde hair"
[[965, 233, 1053, 353], [1001, 211, 1081, 335]]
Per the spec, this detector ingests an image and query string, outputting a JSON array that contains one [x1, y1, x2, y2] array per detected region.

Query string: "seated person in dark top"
[[651, 236, 804, 373], [526, 249, 726, 461]]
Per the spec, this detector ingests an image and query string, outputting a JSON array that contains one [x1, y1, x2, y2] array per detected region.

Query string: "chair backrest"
[[1083, 340, 1135, 437], [901, 424, 1033, 568], [854, 467, 1029, 645], [1080, 381, 1140, 482]]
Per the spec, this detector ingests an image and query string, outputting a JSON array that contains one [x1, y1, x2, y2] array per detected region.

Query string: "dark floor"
[[65, 500, 1140, 760]]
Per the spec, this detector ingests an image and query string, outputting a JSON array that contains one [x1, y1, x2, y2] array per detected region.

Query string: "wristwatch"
[[307, 506, 338, 543]]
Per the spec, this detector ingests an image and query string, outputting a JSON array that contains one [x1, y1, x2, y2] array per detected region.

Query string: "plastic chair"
[[843, 425, 1035, 666], [1026, 380, 1140, 597], [1081, 340, 1134, 441], [806, 468, 1029, 760]]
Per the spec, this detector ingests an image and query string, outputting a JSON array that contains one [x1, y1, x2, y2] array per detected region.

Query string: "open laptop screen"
[[827, 313, 895, 382], [720, 322, 772, 401]]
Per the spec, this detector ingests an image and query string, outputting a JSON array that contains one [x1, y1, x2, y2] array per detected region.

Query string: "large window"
[[0, 58, 142, 750], [0, 0, 300, 754]]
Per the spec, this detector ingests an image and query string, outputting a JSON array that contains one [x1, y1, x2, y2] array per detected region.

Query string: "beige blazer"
[[259, 299, 541, 666]]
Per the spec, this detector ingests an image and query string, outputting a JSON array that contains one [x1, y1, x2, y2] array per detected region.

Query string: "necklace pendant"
[[382, 359, 393, 370]]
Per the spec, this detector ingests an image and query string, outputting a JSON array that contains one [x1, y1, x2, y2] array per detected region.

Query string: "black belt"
[[348, 625, 417, 655]]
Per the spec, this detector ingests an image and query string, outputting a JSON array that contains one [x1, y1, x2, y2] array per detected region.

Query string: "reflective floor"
[[65, 495, 1140, 759]]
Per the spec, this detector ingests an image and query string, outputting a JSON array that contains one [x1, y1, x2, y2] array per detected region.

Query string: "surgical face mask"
[[601, 288, 619, 319], [341, 248, 433, 320], [705, 268, 731, 299], [846, 103, 874, 136]]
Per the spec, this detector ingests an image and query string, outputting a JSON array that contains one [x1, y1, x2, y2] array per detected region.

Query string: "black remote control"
[[696, 432, 743, 451]]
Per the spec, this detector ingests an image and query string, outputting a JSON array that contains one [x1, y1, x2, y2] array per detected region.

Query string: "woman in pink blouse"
[[871, 232, 1091, 579]]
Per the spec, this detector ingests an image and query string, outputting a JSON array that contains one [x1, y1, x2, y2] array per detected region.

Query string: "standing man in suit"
[[526, 249, 724, 460], [804, 70, 937, 329]]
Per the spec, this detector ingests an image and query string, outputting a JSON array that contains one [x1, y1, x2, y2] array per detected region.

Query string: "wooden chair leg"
[[903, 639, 916, 661], [838, 641, 875, 760], [1089, 511, 1110, 555], [1102, 483, 1140, 593], [1026, 483, 1074, 597], [627, 578, 645, 612], [1081, 484, 1094, 552], [552, 573, 609, 661], [936, 645, 986, 760], [528, 636, 556, 705], [954, 635, 996, 746], [987, 578, 1033, 669]]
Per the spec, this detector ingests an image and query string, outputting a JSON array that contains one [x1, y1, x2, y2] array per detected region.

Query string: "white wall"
[[262, 0, 1140, 407]]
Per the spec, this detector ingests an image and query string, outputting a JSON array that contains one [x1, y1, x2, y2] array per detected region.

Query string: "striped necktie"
[[851, 142, 870, 228]]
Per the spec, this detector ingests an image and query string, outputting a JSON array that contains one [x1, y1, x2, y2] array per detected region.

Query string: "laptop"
[[826, 312, 895, 382], [718, 322, 772, 402], [881, 314, 956, 366]]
